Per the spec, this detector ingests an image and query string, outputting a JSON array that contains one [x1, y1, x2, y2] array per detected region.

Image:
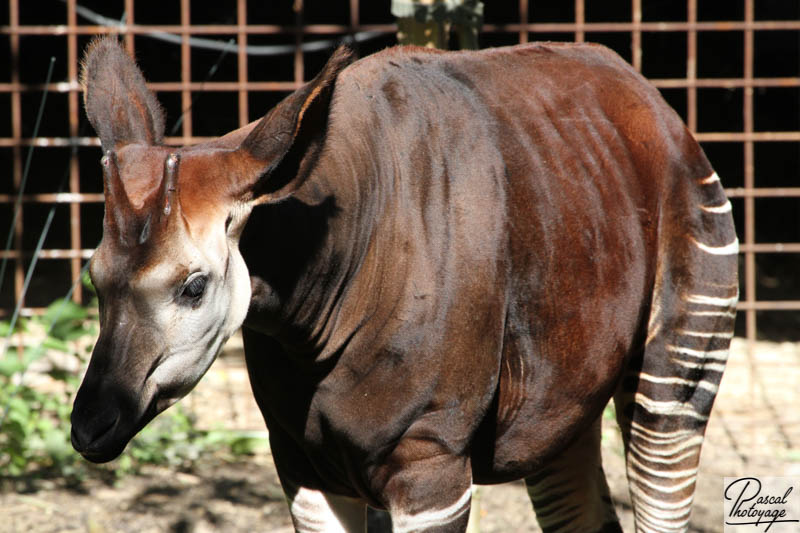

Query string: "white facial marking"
[[392, 486, 472, 533], [140, 217, 252, 402]]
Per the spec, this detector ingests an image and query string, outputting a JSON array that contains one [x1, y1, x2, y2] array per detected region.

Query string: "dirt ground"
[[1, 337, 798, 533]]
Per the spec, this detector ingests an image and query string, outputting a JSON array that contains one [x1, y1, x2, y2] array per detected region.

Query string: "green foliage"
[[115, 407, 269, 477], [0, 299, 88, 477], [0, 295, 267, 480], [0, 380, 76, 477]]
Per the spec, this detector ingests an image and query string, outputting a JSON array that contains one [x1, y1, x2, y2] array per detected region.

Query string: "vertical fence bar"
[[519, 0, 529, 44], [67, 0, 83, 304], [8, 0, 23, 354], [9, 0, 24, 316], [237, 0, 248, 127], [686, 0, 697, 132], [350, 0, 359, 31], [742, 0, 757, 448], [574, 0, 585, 42], [294, 0, 304, 84], [181, 0, 192, 144], [124, 0, 134, 51], [743, 0, 756, 345], [631, 0, 641, 72]]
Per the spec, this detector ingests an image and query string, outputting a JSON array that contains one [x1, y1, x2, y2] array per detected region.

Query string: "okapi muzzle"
[[71, 319, 163, 463]]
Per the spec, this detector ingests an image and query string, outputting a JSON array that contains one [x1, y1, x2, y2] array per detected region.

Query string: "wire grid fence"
[[1, 0, 799, 351]]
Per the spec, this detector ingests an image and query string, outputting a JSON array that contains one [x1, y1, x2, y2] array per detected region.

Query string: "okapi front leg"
[[377, 440, 473, 533], [525, 418, 621, 533], [282, 479, 367, 533]]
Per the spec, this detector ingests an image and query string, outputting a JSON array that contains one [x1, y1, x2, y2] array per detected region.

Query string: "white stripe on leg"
[[391, 486, 472, 533], [289, 487, 365, 533]]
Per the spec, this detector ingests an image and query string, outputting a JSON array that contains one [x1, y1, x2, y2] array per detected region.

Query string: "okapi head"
[[71, 38, 353, 462]]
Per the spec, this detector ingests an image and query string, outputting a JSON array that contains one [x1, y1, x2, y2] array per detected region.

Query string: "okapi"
[[71, 37, 738, 532]]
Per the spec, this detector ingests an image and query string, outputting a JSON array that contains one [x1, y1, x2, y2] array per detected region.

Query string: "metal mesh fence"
[[1, 0, 799, 350]]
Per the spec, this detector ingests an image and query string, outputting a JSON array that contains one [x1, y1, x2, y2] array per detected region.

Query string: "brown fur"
[[72, 40, 737, 531]]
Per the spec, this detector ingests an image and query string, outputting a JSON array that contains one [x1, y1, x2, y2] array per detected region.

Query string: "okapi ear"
[[236, 45, 354, 202], [81, 37, 165, 151]]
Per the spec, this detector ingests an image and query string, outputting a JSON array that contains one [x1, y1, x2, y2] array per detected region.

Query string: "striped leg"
[[374, 446, 473, 532], [615, 171, 738, 532], [613, 322, 726, 533], [525, 418, 621, 533], [390, 485, 473, 533], [283, 480, 367, 533]]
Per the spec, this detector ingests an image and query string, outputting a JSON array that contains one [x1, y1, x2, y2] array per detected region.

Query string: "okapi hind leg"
[[525, 418, 622, 533], [614, 170, 738, 532], [613, 309, 732, 533]]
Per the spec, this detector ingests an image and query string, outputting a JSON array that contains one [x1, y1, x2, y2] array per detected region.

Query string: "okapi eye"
[[182, 274, 207, 300]]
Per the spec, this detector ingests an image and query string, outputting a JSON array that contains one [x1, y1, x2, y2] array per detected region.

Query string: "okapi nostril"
[[70, 408, 119, 453]]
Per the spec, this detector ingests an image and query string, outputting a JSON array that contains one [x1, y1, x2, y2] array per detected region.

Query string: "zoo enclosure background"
[[1, 0, 799, 351]]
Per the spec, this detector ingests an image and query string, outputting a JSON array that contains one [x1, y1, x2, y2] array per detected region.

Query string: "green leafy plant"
[[0, 299, 92, 477], [1, 289, 267, 480], [116, 407, 269, 476]]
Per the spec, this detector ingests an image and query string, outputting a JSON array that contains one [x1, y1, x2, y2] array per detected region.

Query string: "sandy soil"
[[1, 337, 798, 532]]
